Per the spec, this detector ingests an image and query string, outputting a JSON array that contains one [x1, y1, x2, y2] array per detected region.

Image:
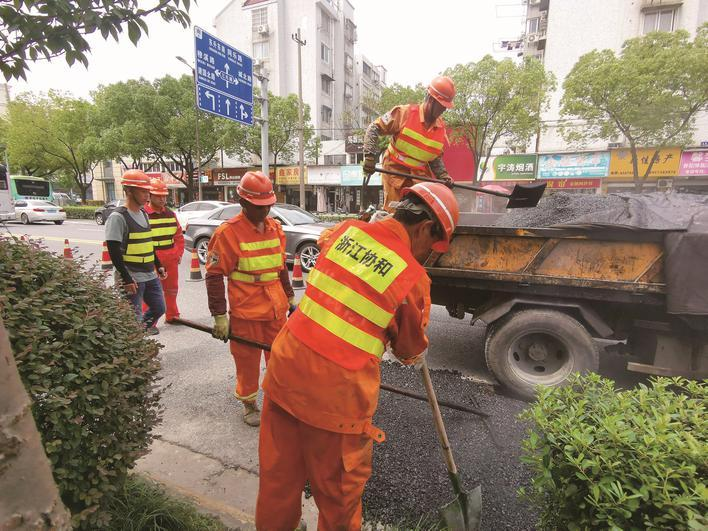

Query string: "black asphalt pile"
[[363, 362, 536, 530]]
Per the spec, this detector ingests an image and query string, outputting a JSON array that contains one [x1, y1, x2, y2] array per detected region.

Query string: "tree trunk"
[[0, 318, 72, 530]]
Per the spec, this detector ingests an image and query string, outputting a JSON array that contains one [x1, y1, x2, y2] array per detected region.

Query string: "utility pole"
[[177, 56, 203, 201], [255, 64, 270, 177], [292, 28, 306, 209]]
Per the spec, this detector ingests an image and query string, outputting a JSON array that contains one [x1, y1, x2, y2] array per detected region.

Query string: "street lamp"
[[176, 55, 203, 201]]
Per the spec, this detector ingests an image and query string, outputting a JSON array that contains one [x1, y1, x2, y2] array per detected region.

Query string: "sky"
[[10, 0, 527, 99]]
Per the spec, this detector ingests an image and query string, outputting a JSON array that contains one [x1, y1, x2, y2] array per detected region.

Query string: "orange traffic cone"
[[19, 235, 27, 242], [292, 254, 305, 289], [100, 241, 113, 270], [187, 248, 203, 281], [63, 238, 73, 260]]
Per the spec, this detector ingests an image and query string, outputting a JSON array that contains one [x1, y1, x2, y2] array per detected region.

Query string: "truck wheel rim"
[[507, 331, 573, 385]]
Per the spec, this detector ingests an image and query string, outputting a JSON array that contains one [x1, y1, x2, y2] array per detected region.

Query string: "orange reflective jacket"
[[386, 104, 446, 170], [287, 219, 425, 371]]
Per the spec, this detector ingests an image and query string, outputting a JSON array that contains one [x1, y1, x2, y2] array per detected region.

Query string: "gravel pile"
[[363, 362, 536, 530]]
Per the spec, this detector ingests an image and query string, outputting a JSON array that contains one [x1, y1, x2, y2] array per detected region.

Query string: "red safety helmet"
[[237, 171, 276, 206], [149, 178, 168, 196], [121, 169, 153, 190], [427, 75, 456, 109], [400, 182, 459, 252]]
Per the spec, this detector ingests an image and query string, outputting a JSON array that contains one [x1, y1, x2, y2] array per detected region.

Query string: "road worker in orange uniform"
[[204, 171, 295, 427], [255, 182, 460, 530], [145, 178, 184, 324], [363, 75, 456, 212]]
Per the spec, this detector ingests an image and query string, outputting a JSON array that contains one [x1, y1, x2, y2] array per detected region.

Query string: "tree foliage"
[[444, 55, 555, 181], [373, 82, 426, 116], [560, 25, 708, 191], [0, 0, 191, 81]]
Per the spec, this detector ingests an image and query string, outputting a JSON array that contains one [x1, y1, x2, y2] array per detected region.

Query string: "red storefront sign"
[[540, 178, 601, 189]]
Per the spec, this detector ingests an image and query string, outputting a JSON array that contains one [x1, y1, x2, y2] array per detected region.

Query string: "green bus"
[[9, 175, 53, 201]]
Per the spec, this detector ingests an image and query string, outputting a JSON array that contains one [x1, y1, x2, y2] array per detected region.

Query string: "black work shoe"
[[145, 327, 159, 336]]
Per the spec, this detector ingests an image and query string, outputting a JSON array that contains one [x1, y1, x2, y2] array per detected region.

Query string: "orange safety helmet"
[[149, 178, 168, 196], [427, 75, 456, 109], [237, 171, 276, 206], [400, 182, 459, 252], [121, 169, 153, 190]]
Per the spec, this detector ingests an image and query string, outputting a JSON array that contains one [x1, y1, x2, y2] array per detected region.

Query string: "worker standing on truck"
[[363, 76, 456, 212], [105, 170, 167, 335], [145, 178, 184, 324], [204, 171, 295, 427], [255, 182, 460, 529]]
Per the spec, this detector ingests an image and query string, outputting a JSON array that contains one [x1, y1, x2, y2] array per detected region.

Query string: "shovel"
[[420, 359, 482, 530], [375, 166, 546, 208]]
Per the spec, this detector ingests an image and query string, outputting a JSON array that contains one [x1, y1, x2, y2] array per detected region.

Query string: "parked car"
[[175, 201, 230, 229], [184, 203, 333, 271], [13, 200, 66, 225], [94, 199, 125, 225]]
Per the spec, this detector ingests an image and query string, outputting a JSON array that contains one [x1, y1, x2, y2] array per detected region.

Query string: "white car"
[[13, 199, 66, 225], [174, 200, 230, 229]]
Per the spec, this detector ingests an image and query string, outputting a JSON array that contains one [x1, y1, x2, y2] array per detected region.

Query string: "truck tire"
[[485, 309, 599, 401]]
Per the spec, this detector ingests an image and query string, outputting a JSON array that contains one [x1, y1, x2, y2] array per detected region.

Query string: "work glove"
[[438, 173, 454, 188], [363, 154, 377, 176], [212, 314, 230, 342], [288, 297, 297, 317], [157, 266, 168, 280], [410, 350, 427, 370]]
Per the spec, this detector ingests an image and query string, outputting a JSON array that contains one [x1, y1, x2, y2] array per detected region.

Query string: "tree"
[[0, 0, 190, 81], [560, 25, 708, 192], [444, 56, 555, 181], [374, 82, 426, 116], [225, 93, 314, 169]]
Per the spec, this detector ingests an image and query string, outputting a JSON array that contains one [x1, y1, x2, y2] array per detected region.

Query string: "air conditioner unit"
[[526, 34, 537, 43], [257, 24, 269, 35], [529, 0, 541, 5], [656, 178, 672, 190], [608, 142, 624, 148]]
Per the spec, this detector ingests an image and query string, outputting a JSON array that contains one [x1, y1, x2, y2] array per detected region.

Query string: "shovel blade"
[[441, 486, 482, 531], [506, 182, 547, 208]]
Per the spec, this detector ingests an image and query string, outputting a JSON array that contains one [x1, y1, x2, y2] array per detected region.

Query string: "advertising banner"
[[480, 154, 536, 181], [307, 165, 341, 185], [679, 150, 708, 176], [608, 147, 681, 180], [341, 165, 381, 186], [538, 152, 610, 179], [275, 166, 307, 185], [541, 178, 602, 189]]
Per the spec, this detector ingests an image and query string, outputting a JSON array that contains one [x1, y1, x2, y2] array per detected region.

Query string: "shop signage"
[[480, 154, 536, 181], [275, 166, 307, 185], [678, 150, 708, 176], [608, 147, 681, 180], [538, 152, 610, 179], [345, 133, 364, 154], [341, 165, 381, 186], [307, 165, 341, 185], [540, 178, 602, 189]]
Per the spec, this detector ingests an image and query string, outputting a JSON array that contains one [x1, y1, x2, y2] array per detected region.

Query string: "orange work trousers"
[[256, 398, 373, 530], [229, 317, 286, 402], [382, 173, 414, 213]]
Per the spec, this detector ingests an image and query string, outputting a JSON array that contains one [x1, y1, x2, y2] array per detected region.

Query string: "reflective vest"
[[228, 219, 285, 284], [116, 206, 155, 273], [148, 208, 179, 250], [386, 104, 446, 170], [287, 220, 425, 371]]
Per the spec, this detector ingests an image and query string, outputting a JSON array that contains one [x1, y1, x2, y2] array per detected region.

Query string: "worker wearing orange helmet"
[[363, 75, 456, 212], [255, 182, 459, 529], [105, 170, 167, 335], [204, 171, 294, 427], [145, 178, 184, 324]]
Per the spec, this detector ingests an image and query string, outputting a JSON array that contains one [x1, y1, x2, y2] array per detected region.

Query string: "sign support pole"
[[255, 64, 270, 177], [292, 28, 307, 209]]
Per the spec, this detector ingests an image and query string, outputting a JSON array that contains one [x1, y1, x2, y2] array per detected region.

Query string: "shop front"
[[605, 147, 681, 193], [275, 166, 318, 211], [340, 165, 382, 212], [307, 165, 342, 213]]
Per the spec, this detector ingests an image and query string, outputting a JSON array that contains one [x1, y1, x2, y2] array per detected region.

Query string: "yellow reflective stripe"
[[238, 253, 282, 272], [388, 146, 426, 168], [154, 239, 175, 247], [308, 269, 393, 328], [229, 271, 279, 282], [149, 217, 177, 226], [124, 255, 155, 263], [126, 241, 154, 255], [127, 232, 151, 240], [151, 226, 177, 237], [299, 296, 384, 357], [394, 138, 438, 162], [401, 127, 444, 150], [239, 238, 281, 251], [325, 226, 407, 294]]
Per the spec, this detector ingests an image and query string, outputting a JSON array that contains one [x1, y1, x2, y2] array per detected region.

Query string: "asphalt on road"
[[3, 219, 646, 528]]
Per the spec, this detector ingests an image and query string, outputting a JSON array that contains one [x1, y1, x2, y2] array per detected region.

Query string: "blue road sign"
[[194, 26, 253, 125]]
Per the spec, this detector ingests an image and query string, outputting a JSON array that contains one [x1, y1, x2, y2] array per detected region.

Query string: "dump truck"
[[427, 222, 708, 400]]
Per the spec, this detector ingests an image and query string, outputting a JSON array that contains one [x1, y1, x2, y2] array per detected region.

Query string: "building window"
[[321, 105, 332, 123], [344, 83, 353, 100], [320, 9, 332, 35], [345, 54, 354, 72], [251, 7, 267, 30], [321, 75, 332, 95], [527, 17, 540, 34], [321, 43, 331, 64], [362, 61, 372, 78], [253, 41, 269, 60], [643, 8, 676, 34]]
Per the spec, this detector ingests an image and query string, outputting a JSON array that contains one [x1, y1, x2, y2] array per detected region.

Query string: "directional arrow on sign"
[[205, 90, 216, 110], [225, 99, 231, 115], [239, 103, 248, 120]]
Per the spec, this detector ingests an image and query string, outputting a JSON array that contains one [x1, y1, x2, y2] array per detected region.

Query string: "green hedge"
[[0, 239, 162, 528], [520, 373, 707, 530], [64, 206, 97, 219]]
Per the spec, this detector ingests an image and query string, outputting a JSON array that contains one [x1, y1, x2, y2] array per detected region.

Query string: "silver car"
[[13, 200, 66, 225], [184, 203, 333, 272]]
